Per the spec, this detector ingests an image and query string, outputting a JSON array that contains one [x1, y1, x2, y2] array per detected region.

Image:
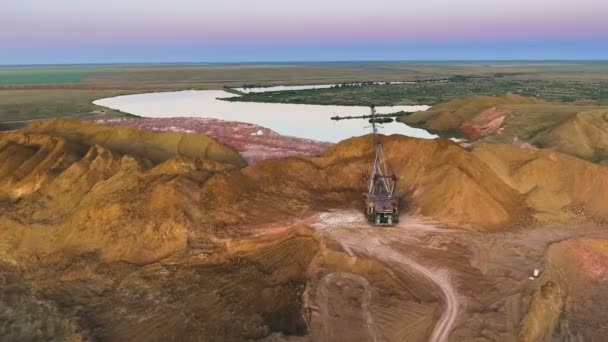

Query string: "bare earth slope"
[[22, 119, 247, 167], [536, 109, 608, 161], [192, 135, 529, 230], [98, 117, 332, 164], [0, 121, 317, 340], [1, 120, 605, 261], [402, 93, 608, 162], [520, 238, 608, 341], [403, 93, 544, 132], [473, 144, 608, 223]]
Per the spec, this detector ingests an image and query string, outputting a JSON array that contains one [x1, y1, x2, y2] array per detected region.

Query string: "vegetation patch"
[[0, 68, 89, 85], [225, 76, 608, 107]]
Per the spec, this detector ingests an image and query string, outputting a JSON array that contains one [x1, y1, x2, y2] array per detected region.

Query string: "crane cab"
[[364, 175, 399, 226]]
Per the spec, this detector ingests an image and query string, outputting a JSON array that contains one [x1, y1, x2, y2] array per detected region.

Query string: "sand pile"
[[0, 121, 247, 264], [402, 93, 608, 163], [98, 117, 332, 164], [3, 119, 607, 254], [473, 144, 608, 223], [23, 119, 247, 167], [185, 134, 530, 230], [536, 109, 608, 161], [309, 135, 529, 228], [403, 93, 543, 132], [0, 120, 319, 340]]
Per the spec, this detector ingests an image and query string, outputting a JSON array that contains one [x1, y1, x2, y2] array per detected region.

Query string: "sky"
[[1, 0, 607, 64]]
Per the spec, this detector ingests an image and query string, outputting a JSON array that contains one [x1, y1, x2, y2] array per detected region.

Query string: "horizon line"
[[2, 59, 608, 67]]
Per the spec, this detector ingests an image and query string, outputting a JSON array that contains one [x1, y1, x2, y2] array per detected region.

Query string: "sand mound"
[[99, 117, 332, 164], [23, 119, 246, 167], [318, 136, 528, 228], [0, 120, 246, 264], [402, 95, 608, 163], [0, 124, 533, 271], [193, 135, 530, 230], [0, 132, 88, 199], [473, 144, 608, 222], [403, 93, 543, 132], [2, 121, 606, 269], [0, 121, 319, 340], [536, 109, 608, 161]]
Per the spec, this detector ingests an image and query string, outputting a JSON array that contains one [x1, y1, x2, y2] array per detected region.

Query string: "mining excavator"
[[332, 106, 400, 225]]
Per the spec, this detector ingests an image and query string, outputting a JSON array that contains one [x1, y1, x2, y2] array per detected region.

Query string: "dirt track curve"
[[309, 211, 461, 342]]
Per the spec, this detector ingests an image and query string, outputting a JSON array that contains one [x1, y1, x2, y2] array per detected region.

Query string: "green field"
[[4, 61, 608, 87], [0, 89, 143, 126], [1, 62, 608, 129], [0, 66, 96, 85], [226, 75, 608, 107], [0, 71, 87, 85]]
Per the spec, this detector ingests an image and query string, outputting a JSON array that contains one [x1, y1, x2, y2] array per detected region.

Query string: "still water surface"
[[94, 88, 435, 143]]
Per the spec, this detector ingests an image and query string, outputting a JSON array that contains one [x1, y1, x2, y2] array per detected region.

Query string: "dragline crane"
[[332, 106, 400, 225]]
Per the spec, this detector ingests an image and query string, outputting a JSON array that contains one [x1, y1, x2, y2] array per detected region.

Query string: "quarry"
[[2, 59, 608, 342], [2, 0, 608, 337], [2, 87, 608, 340]]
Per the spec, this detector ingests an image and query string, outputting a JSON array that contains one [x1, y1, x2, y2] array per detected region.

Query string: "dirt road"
[[308, 211, 461, 342]]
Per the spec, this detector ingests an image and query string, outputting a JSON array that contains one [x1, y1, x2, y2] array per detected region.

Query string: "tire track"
[[309, 211, 461, 342], [338, 236, 460, 342], [316, 272, 378, 342]]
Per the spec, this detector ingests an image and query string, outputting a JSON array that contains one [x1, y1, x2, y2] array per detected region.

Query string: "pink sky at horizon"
[[1, 0, 607, 63], [3, 0, 607, 46]]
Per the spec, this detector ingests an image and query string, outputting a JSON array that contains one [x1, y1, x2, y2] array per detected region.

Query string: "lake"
[[93, 88, 435, 143]]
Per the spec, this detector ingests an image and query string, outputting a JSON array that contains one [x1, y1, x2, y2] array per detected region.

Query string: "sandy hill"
[[0, 120, 246, 264], [402, 93, 543, 132], [473, 143, 608, 223], [535, 109, 608, 162], [3, 120, 607, 261], [402, 93, 608, 162], [0, 121, 314, 340], [195, 135, 530, 230], [23, 119, 247, 167], [0, 121, 536, 268]]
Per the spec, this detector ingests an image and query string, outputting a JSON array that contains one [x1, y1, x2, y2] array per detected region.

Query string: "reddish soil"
[[460, 107, 511, 140], [569, 240, 608, 282], [98, 117, 332, 164]]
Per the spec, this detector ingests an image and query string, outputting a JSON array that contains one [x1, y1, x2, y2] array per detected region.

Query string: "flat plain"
[[2, 62, 608, 128]]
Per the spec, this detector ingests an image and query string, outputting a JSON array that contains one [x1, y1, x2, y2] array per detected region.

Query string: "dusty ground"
[[268, 210, 608, 342], [2, 208, 606, 341]]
